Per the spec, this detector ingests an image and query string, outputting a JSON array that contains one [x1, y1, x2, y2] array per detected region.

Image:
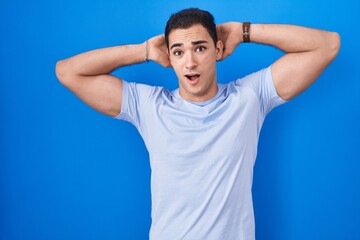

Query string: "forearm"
[[56, 43, 146, 78], [250, 23, 340, 54]]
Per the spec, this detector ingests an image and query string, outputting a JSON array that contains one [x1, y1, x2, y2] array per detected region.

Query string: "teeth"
[[186, 74, 199, 78]]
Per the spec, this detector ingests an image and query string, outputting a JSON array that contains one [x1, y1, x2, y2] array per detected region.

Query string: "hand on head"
[[216, 22, 243, 61], [147, 34, 172, 68], [147, 22, 243, 67]]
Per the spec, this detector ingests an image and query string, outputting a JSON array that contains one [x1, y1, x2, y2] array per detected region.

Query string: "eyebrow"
[[170, 40, 208, 50]]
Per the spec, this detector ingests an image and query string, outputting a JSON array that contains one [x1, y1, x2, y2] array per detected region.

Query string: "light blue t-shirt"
[[115, 66, 286, 240]]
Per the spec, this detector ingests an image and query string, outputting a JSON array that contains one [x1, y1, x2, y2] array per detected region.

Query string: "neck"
[[179, 80, 218, 102]]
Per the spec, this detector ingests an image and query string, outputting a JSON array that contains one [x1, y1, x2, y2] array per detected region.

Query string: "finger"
[[164, 61, 173, 68], [220, 50, 231, 61]]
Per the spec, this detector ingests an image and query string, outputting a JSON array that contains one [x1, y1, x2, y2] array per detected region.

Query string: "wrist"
[[235, 22, 244, 44], [146, 38, 155, 62], [144, 40, 149, 63]]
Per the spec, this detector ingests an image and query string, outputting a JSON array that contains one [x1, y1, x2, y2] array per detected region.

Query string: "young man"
[[56, 8, 340, 240]]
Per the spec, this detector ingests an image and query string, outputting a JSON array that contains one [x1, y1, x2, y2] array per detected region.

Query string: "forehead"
[[168, 24, 212, 45]]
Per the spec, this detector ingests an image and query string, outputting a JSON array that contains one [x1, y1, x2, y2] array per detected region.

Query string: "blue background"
[[1, 0, 359, 239]]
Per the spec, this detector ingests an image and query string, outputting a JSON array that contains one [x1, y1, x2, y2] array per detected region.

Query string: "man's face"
[[168, 24, 223, 102]]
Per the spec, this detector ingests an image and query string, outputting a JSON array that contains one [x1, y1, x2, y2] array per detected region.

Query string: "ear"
[[215, 40, 224, 61]]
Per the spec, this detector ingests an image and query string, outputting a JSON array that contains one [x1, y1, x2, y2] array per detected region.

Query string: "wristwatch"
[[242, 22, 251, 43]]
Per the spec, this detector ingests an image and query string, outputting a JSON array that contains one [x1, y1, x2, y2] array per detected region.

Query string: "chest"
[[140, 90, 262, 159]]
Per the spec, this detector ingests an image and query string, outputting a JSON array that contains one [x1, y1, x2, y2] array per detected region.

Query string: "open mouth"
[[185, 74, 200, 81]]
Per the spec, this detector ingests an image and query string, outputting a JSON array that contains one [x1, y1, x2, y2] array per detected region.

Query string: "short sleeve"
[[113, 80, 155, 130], [235, 65, 287, 117]]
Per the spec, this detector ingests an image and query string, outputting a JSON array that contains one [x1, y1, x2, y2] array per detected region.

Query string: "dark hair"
[[165, 8, 218, 49]]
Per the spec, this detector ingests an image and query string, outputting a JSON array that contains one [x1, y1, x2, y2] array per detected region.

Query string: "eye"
[[173, 50, 183, 56], [196, 46, 207, 52]]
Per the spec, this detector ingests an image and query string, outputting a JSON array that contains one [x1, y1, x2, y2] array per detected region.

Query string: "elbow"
[[327, 32, 341, 60], [318, 32, 340, 65], [55, 59, 71, 86], [55, 60, 66, 83]]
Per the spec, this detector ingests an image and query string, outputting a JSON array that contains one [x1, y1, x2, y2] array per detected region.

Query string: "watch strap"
[[242, 22, 251, 43]]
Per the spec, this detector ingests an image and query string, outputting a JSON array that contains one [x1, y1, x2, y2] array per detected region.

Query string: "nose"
[[185, 52, 197, 70]]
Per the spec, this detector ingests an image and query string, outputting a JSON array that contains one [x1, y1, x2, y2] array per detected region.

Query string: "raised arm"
[[217, 22, 340, 101], [55, 34, 170, 117]]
